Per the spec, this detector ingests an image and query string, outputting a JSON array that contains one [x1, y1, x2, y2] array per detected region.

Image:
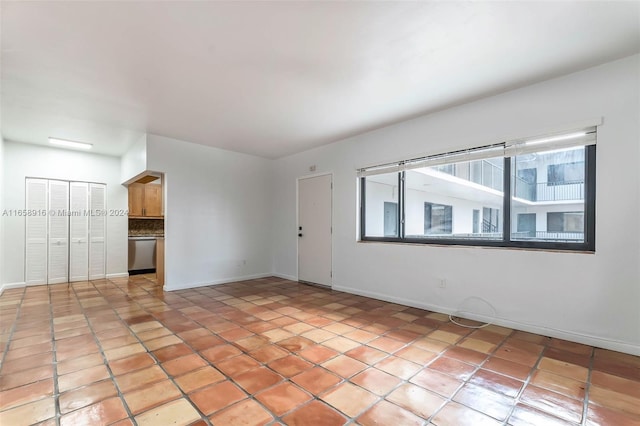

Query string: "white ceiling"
[[2, 1, 639, 158]]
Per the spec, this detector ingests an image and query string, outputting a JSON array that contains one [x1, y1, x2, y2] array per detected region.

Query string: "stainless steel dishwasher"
[[128, 237, 157, 274]]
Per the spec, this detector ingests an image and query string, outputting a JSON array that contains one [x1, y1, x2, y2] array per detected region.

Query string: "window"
[[359, 127, 596, 251]]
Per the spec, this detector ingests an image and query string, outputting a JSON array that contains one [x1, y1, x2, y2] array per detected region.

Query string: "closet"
[[25, 178, 107, 285]]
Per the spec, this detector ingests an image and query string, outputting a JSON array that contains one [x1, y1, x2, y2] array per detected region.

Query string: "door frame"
[[296, 171, 333, 287]]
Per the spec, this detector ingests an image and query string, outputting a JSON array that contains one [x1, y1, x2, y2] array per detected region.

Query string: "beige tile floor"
[[0, 275, 639, 425]]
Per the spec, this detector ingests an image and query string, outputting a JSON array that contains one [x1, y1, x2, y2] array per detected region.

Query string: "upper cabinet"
[[129, 182, 163, 218]]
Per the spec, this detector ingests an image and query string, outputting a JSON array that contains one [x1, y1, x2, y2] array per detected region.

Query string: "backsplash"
[[129, 218, 164, 236]]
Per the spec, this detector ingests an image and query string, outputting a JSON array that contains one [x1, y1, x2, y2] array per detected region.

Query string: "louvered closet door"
[[25, 179, 49, 285], [69, 182, 89, 282], [48, 180, 69, 284], [89, 183, 106, 280]]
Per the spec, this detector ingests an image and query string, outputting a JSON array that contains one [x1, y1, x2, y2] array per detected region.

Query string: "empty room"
[[0, 1, 639, 425]]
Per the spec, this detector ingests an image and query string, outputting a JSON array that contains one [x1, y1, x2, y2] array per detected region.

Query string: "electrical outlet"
[[439, 279, 447, 288]]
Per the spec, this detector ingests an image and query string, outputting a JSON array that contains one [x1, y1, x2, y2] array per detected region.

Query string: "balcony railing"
[[514, 179, 584, 202], [512, 231, 584, 241]]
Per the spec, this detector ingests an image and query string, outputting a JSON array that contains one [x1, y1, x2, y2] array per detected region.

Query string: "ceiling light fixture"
[[48, 137, 93, 150], [524, 131, 588, 146]]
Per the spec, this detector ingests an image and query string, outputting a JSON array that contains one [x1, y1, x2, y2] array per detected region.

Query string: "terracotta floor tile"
[[483, 356, 533, 380], [293, 367, 342, 395], [387, 383, 446, 419], [191, 381, 247, 415], [298, 344, 339, 363], [162, 354, 208, 377], [357, 399, 423, 426], [123, 380, 182, 415], [428, 356, 476, 380], [59, 379, 118, 414], [60, 396, 128, 426], [346, 345, 387, 364], [135, 398, 201, 426], [322, 355, 368, 378], [201, 344, 242, 363], [1, 351, 53, 375], [215, 354, 260, 376], [58, 364, 110, 392], [375, 356, 422, 380], [453, 383, 514, 421], [432, 401, 502, 426], [268, 355, 314, 377], [410, 368, 462, 398], [175, 366, 225, 393], [249, 344, 289, 363], [587, 403, 640, 426], [469, 368, 523, 398], [2, 277, 640, 426], [234, 366, 282, 394], [209, 399, 273, 426], [509, 403, 576, 426], [538, 357, 589, 382], [591, 370, 640, 400], [589, 385, 640, 418], [109, 352, 156, 376], [520, 384, 584, 423], [351, 368, 402, 396], [282, 400, 346, 426], [276, 336, 315, 352], [367, 336, 405, 353], [0, 378, 54, 411], [153, 343, 193, 362], [256, 381, 312, 416], [115, 365, 168, 394], [0, 396, 55, 425], [494, 342, 541, 367], [531, 369, 586, 400]]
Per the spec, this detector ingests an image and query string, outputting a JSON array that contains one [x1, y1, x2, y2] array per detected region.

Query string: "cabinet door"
[[69, 182, 89, 282], [89, 183, 107, 280], [25, 178, 48, 285], [128, 183, 144, 216], [48, 180, 69, 284], [144, 184, 163, 217]]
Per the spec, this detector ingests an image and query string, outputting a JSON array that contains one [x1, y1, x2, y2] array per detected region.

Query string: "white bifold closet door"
[[69, 182, 89, 282], [47, 180, 69, 284], [25, 179, 49, 285], [89, 183, 106, 280]]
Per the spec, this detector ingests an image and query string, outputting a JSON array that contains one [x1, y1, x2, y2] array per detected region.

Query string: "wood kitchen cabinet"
[[128, 183, 163, 218]]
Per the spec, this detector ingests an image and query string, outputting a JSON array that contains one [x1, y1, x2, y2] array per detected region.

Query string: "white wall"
[[272, 54, 640, 355], [120, 134, 147, 184], [146, 134, 273, 290], [1, 142, 128, 287], [0, 136, 4, 288]]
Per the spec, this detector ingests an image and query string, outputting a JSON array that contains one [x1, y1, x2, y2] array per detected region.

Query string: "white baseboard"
[[332, 284, 640, 356], [0, 282, 26, 295], [163, 272, 274, 292], [106, 273, 129, 279], [271, 273, 297, 282]]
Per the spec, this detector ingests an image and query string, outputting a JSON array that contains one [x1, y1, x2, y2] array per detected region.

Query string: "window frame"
[[359, 144, 596, 252]]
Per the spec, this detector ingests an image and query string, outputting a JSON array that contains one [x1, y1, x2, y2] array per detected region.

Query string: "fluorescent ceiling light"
[[524, 132, 588, 146], [48, 137, 93, 150]]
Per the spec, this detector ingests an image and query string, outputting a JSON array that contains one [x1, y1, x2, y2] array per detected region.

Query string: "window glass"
[[404, 156, 503, 240], [511, 147, 586, 243], [363, 172, 399, 238]]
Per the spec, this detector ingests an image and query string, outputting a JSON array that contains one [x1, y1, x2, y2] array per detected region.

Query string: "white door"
[[89, 183, 106, 280], [48, 180, 69, 284], [25, 179, 48, 285], [298, 174, 332, 287], [69, 182, 89, 282]]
